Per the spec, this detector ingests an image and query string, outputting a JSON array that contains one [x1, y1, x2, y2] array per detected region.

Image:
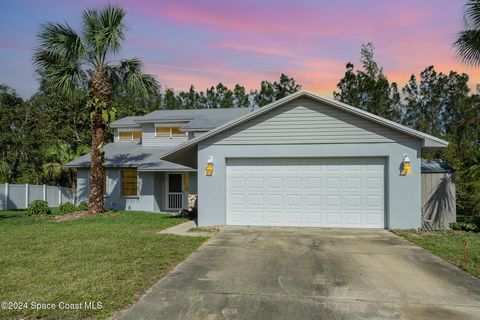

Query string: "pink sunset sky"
[[0, 0, 479, 98]]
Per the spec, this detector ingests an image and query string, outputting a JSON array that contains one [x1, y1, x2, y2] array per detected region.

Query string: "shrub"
[[59, 202, 76, 215], [449, 222, 479, 232], [26, 200, 51, 216], [77, 201, 88, 211]]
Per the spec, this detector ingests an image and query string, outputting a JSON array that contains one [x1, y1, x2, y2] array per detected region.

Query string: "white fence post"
[[58, 188, 62, 206], [4, 183, 8, 210], [25, 183, 29, 208], [43, 184, 46, 201]]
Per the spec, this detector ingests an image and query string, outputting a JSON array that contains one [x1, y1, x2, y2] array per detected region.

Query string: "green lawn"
[[0, 210, 206, 319], [394, 230, 480, 277]]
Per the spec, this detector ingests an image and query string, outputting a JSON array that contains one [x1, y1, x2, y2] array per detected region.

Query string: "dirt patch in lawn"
[[55, 211, 119, 222]]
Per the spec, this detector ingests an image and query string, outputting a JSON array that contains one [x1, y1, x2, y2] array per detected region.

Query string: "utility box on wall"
[[421, 159, 456, 229]]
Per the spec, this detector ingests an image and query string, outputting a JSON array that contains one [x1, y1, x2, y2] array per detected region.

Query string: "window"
[[155, 127, 170, 136], [118, 131, 141, 141], [171, 127, 183, 136], [132, 131, 142, 140], [122, 169, 138, 197], [155, 127, 184, 138]]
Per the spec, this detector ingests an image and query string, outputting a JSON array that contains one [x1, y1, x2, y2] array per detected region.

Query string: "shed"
[[421, 159, 456, 229]]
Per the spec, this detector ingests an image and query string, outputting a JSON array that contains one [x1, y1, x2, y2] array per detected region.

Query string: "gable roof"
[[110, 108, 252, 131], [161, 90, 449, 159]]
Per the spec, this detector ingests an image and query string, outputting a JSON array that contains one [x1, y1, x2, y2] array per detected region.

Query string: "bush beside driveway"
[[0, 210, 206, 319]]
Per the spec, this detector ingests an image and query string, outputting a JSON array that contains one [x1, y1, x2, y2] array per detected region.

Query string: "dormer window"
[[155, 126, 185, 138], [118, 130, 142, 141]]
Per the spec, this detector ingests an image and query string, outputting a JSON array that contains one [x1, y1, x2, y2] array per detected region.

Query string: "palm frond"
[[109, 58, 158, 96], [42, 162, 63, 179], [465, 0, 480, 29], [34, 22, 87, 94], [36, 22, 86, 61], [82, 5, 126, 66], [34, 49, 87, 94], [454, 29, 480, 66]]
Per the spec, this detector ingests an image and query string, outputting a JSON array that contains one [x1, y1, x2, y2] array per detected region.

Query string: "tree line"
[[334, 43, 480, 216]]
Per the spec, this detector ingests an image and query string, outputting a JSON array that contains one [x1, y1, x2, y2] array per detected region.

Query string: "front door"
[[167, 173, 183, 210]]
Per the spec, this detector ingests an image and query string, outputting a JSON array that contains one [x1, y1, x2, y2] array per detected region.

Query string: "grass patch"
[[394, 229, 480, 277], [187, 227, 220, 233], [0, 210, 207, 319]]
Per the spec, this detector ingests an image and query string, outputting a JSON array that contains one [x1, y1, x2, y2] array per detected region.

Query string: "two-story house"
[[66, 91, 449, 229], [66, 107, 251, 212]]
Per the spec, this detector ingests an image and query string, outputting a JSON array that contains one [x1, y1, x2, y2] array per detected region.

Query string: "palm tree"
[[34, 5, 158, 214], [454, 0, 480, 66], [43, 143, 90, 203]]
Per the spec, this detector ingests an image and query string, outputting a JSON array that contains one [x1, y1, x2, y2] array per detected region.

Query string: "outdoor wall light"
[[401, 154, 411, 176], [205, 155, 214, 176]]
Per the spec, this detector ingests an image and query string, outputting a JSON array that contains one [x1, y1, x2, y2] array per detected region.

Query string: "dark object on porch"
[[421, 159, 456, 230]]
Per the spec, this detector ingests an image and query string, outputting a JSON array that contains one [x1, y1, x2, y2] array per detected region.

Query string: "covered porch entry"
[[152, 171, 197, 212]]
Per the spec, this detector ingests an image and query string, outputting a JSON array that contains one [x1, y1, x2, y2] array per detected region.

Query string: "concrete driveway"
[[120, 228, 480, 320]]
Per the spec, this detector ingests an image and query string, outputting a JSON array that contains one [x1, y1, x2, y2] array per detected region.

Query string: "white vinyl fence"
[[0, 184, 74, 210]]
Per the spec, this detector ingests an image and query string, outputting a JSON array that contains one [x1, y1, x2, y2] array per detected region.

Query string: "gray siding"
[[77, 169, 158, 212], [154, 172, 166, 211], [105, 169, 156, 211], [208, 97, 413, 145], [188, 172, 198, 194], [142, 123, 188, 147], [76, 169, 197, 212], [421, 173, 456, 229]]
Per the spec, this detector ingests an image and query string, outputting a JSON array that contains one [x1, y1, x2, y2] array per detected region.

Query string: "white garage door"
[[226, 158, 385, 228]]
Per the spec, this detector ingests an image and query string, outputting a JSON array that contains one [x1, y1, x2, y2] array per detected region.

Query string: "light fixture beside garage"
[[401, 154, 411, 176], [205, 155, 214, 176]]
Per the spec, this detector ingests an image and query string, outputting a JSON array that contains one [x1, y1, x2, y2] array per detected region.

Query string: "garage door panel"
[[366, 212, 383, 225], [326, 212, 342, 225], [306, 177, 321, 189], [226, 158, 385, 228], [346, 213, 362, 225], [286, 194, 302, 207], [266, 177, 282, 189], [344, 177, 361, 190], [305, 195, 321, 207], [326, 177, 341, 189], [248, 177, 264, 189], [344, 195, 362, 209], [266, 194, 283, 207], [231, 177, 246, 188], [326, 195, 342, 208], [248, 210, 265, 223], [230, 194, 245, 207], [286, 177, 302, 189], [228, 209, 246, 224], [366, 195, 382, 209], [366, 177, 383, 190], [287, 212, 302, 224]]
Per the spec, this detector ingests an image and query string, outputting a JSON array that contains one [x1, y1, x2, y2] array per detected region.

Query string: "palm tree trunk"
[[88, 68, 111, 214]]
